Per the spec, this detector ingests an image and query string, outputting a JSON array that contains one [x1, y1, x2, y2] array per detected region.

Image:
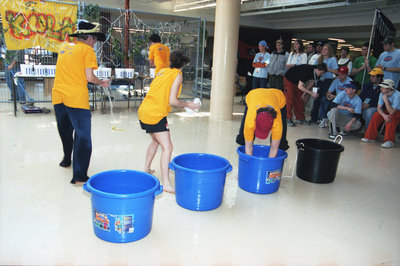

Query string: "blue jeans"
[[363, 107, 377, 128], [252, 77, 268, 89], [319, 96, 332, 119], [54, 104, 92, 181], [5, 67, 26, 101]]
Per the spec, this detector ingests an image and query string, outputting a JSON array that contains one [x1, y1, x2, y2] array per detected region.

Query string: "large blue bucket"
[[169, 153, 232, 211], [237, 145, 288, 194], [83, 169, 162, 243]]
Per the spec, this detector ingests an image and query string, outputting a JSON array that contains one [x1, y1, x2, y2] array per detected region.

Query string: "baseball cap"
[[380, 79, 395, 90], [338, 66, 349, 75], [259, 40, 268, 49], [344, 82, 360, 91], [381, 36, 395, 44], [369, 68, 384, 76], [255, 112, 274, 140]]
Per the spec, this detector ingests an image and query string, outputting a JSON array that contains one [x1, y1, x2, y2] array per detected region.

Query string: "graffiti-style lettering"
[[4, 9, 75, 42]]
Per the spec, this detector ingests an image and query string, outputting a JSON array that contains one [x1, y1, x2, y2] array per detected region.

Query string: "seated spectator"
[[328, 82, 362, 138], [338, 46, 353, 75], [361, 79, 400, 148], [319, 66, 352, 128], [283, 63, 327, 126], [359, 68, 384, 128], [310, 43, 338, 124]]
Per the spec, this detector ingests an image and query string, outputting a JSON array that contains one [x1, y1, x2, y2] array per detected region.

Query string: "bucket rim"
[[170, 153, 231, 173], [85, 169, 160, 199], [236, 145, 288, 161], [295, 138, 344, 152]]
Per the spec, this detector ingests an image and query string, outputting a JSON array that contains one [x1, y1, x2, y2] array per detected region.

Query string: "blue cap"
[[259, 40, 268, 49], [344, 83, 359, 91]]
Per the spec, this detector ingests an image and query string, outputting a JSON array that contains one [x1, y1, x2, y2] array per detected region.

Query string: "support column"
[[210, 0, 241, 120]]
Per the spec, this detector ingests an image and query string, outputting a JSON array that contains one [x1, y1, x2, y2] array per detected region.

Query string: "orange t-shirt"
[[138, 67, 182, 124], [149, 43, 170, 74], [52, 41, 98, 109], [244, 88, 286, 141]]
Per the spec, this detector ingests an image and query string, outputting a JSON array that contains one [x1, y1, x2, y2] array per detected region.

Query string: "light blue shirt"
[[334, 90, 362, 116], [315, 56, 338, 80], [253, 52, 270, 78], [328, 76, 353, 95], [376, 49, 400, 88], [378, 89, 400, 110]]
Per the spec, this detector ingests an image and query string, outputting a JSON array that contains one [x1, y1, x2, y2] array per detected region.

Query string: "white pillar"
[[209, 0, 241, 121]]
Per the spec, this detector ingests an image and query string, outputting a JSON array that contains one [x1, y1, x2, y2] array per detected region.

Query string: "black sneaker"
[[295, 119, 311, 125], [287, 119, 295, 127], [329, 134, 336, 139], [70, 176, 89, 185], [59, 157, 71, 167]]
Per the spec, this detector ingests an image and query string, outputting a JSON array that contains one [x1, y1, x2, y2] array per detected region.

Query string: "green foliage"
[[84, 4, 100, 22]]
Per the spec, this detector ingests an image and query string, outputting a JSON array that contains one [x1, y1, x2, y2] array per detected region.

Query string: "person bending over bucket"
[[138, 51, 200, 194], [243, 88, 286, 158]]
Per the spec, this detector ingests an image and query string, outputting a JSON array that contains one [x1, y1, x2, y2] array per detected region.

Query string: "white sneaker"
[[361, 138, 375, 143], [381, 141, 394, 148], [319, 118, 328, 128]]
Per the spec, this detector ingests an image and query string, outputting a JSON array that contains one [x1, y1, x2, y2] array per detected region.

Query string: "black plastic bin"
[[295, 138, 344, 183]]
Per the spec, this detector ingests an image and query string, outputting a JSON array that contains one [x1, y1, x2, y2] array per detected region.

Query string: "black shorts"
[[140, 117, 169, 133]]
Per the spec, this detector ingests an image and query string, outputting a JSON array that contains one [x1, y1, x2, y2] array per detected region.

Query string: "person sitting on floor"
[[319, 65, 352, 128], [327, 81, 362, 138], [361, 79, 400, 148], [359, 68, 384, 128]]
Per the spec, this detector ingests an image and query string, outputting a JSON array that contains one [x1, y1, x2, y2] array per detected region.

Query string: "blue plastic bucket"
[[169, 153, 232, 211], [83, 169, 162, 243], [237, 145, 288, 194]]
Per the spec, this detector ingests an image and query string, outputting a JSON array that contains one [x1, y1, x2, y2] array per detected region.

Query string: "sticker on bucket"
[[266, 169, 282, 184], [94, 210, 111, 231], [115, 215, 135, 234]]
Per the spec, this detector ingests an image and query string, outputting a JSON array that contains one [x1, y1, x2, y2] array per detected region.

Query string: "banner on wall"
[[0, 0, 77, 52]]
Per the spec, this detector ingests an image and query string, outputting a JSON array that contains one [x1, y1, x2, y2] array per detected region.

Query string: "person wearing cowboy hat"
[[52, 21, 110, 185], [362, 79, 400, 148]]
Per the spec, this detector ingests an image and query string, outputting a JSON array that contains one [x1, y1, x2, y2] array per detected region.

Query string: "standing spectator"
[[138, 51, 199, 193], [268, 39, 289, 91], [52, 21, 110, 184], [284, 63, 327, 126], [319, 66, 352, 128], [308, 41, 323, 65], [327, 82, 362, 138], [149, 33, 170, 75], [338, 46, 353, 75], [310, 43, 338, 123], [359, 68, 384, 128], [252, 40, 270, 89], [5, 48, 26, 103], [306, 43, 316, 63], [375, 36, 400, 89], [351, 42, 377, 88], [286, 39, 307, 69], [362, 79, 400, 148]]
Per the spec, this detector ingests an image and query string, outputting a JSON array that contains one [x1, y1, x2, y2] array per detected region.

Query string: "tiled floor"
[[0, 97, 399, 265]]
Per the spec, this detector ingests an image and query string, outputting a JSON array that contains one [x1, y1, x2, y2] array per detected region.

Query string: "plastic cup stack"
[[185, 97, 201, 114]]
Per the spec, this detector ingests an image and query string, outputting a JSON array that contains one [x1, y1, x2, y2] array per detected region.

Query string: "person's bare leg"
[[144, 133, 158, 174], [153, 131, 174, 193]]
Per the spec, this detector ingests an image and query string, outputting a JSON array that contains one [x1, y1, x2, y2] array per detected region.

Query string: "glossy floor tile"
[[0, 97, 399, 265]]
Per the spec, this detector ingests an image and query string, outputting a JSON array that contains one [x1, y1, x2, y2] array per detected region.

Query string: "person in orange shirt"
[[138, 51, 199, 193], [242, 89, 286, 158], [52, 21, 110, 185], [149, 34, 170, 75]]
